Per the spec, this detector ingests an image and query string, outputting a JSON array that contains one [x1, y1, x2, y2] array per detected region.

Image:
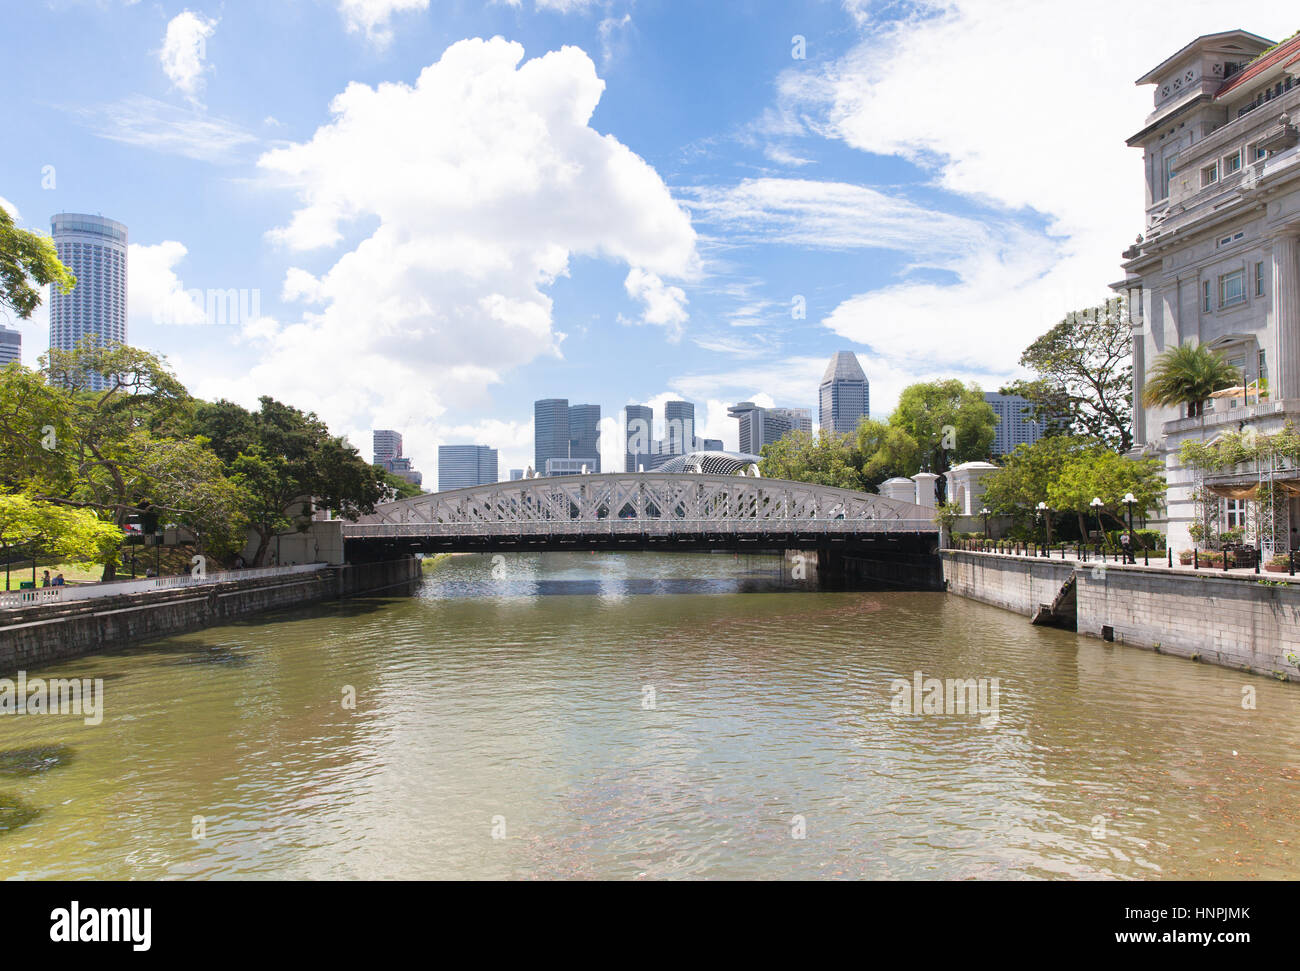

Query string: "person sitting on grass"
[[52, 573, 65, 586]]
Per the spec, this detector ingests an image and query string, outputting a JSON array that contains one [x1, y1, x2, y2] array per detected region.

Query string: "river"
[[2, 551, 1297, 879]]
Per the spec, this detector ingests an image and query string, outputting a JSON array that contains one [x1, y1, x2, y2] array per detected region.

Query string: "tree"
[[1046, 449, 1165, 539], [0, 493, 122, 586], [0, 206, 75, 320], [981, 436, 1094, 527], [1008, 298, 1133, 452], [759, 429, 866, 490], [981, 435, 1164, 539], [192, 397, 387, 565], [856, 418, 920, 488], [889, 380, 997, 484], [1142, 342, 1240, 419]]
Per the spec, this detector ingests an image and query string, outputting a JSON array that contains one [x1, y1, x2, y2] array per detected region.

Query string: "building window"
[[1255, 146, 1268, 161], [1220, 270, 1246, 308], [1256, 261, 1266, 297], [1224, 499, 1247, 529], [1226, 151, 1242, 173], [1203, 163, 1219, 186], [1203, 280, 1212, 313], [1162, 156, 1177, 199]]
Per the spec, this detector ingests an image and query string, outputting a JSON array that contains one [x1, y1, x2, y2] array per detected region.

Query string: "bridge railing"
[[342, 518, 937, 538], [0, 562, 327, 611]]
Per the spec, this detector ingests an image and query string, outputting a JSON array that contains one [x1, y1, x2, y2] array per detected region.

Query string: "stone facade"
[[1116, 30, 1300, 554]]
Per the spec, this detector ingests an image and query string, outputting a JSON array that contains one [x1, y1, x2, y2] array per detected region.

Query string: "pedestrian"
[[41, 570, 51, 587], [1120, 531, 1134, 565], [53, 573, 65, 586]]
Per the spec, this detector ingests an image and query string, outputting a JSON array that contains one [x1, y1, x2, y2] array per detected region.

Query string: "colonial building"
[[1116, 28, 1300, 553]]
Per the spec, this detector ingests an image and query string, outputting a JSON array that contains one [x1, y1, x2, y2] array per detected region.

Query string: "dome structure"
[[654, 451, 762, 475]]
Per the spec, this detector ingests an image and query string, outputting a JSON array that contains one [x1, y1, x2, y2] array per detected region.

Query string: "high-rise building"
[[984, 392, 1047, 457], [509, 469, 525, 481], [0, 327, 19, 367], [373, 429, 403, 466], [728, 402, 812, 454], [699, 438, 724, 452], [1116, 28, 1300, 553], [438, 445, 499, 491], [49, 213, 128, 390], [625, 404, 653, 472], [819, 351, 869, 435], [373, 428, 422, 488], [568, 403, 601, 473], [663, 400, 695, 457], [534, 398, 570, 475]]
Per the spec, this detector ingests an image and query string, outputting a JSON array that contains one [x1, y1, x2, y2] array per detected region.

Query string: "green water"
[[2, 552, 1297, 879]]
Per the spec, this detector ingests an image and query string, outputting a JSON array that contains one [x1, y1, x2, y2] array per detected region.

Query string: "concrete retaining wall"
[[0, 558, 420, 674], [943, 550, 1300, 680], [941, 550, 1077, 616]]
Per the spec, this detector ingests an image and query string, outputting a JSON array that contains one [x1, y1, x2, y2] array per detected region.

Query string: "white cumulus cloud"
[[337, 0, 429, 46], [230, 37, 696, 479], [159, 11, 218, 103]]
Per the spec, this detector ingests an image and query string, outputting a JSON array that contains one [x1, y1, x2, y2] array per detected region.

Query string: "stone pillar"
[[1274, 233, 1300, 401], [912, 472, 939, 509], [1131, 325, 1147, 446]]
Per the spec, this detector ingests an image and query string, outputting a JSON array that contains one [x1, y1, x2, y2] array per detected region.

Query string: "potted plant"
[[1266, 554, 1292, 574], [1178, 550, 1194, 565]]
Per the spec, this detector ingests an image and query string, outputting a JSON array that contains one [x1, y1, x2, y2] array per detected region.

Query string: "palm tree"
[[1142, 343, 1241, 419]]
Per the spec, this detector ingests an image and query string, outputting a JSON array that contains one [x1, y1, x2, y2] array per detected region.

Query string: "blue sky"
[[2, 0, 1295, 479]]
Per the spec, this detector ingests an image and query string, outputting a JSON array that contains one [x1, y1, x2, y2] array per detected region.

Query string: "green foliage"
[[192, 396, 386, 564], [0, 206, 76, 320], [1009, 297, 1132, 452], [378, 466, 424, 500], [1180, 422, 1300, 471], [760, 429, 867, 490], [890, 380, 997, 473], [981, 435, 1165, 535], [1143, 343, 1240, 419], [0, 493, 121, 566]]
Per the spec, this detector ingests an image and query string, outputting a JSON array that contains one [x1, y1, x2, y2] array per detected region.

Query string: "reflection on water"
[[2, 551, 1299, 880]]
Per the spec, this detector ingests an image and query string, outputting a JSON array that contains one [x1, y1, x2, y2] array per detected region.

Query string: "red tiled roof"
[[1215, 32, 1300, 100]]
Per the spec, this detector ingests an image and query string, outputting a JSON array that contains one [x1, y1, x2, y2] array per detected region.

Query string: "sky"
[[2, 0, 1296, 482]]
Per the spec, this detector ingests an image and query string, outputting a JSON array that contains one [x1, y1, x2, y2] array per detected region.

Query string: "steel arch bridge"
[[341, 472, 938, 556]]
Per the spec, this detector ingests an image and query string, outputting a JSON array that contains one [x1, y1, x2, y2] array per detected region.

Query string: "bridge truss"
[[342, 473, 936, 545]]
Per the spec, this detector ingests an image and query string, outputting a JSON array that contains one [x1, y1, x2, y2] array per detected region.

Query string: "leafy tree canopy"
[[1007, 297, 1133, 453], [0, 206, 75, 320]]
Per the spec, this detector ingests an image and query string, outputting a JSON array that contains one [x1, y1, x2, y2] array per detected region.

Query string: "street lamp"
[[1090, 497, 1104, 549], [1123, 492, 1137, 564], [980, 506, 991, 540], [1036, 501, 1051, 554]]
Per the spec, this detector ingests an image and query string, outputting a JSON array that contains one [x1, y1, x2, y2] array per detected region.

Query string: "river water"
[[2, 552, 1298, 880]]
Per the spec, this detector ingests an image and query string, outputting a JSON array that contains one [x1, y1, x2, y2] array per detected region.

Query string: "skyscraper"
[[373, 429, 403, 466], [438, 445, 499, 491], [49, 213, 127, 391], [625, 404, 653, 472], [568, 403, 601, 473], [534, 398, 570, 475], [0, 327, 19, 367], [819, 351, 869, 435], [984, 392, 1048, 457], [663, 400, 695, 457], [373, 429, 422, 487], [728, 402, 812, 454]]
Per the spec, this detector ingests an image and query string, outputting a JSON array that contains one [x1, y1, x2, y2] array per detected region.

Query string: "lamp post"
[[1036, 502, 1051, 554], [1123, 492, 1137, 563], [980, 506, 991, 540], [1090, 497, 1104, 551]]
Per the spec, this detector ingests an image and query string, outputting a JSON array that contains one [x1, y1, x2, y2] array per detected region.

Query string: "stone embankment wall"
[[942, 550, 1300, 681], [0, 559, 420, 674]]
